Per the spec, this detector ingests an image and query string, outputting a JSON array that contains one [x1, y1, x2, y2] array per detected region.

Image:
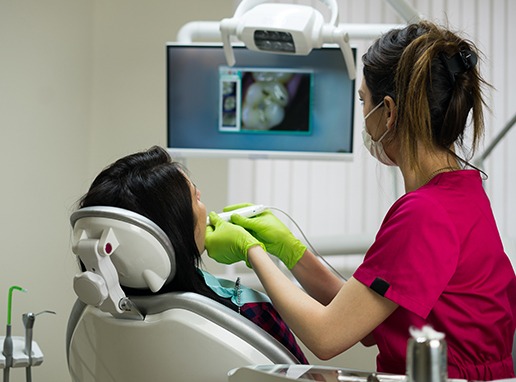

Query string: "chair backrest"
[[66, 292, 299, 382], [68, 206, 299, 381]]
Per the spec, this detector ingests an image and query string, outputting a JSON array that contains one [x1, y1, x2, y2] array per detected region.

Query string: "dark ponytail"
[[362, 21, 490, 172]]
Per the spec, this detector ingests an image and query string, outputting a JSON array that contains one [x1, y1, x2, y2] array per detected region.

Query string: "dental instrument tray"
[[0, 336, 44, 369]]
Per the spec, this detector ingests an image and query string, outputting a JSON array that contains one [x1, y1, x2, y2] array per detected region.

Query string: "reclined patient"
[[75, 145, 308, 364]]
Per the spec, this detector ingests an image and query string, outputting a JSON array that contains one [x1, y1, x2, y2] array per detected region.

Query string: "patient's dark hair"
[[78, 145, 236, 310]]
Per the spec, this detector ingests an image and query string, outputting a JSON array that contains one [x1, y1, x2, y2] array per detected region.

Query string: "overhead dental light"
[[219, 0, 356, 80]]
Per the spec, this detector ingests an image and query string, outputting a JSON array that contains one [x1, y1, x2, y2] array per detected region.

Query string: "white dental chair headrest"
[[70, 206, 176, 319]]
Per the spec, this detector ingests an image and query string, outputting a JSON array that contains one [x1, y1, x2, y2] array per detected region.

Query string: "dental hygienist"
[[205, 20, 516, 380]]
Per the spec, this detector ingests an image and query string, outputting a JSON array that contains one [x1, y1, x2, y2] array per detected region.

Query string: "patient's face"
[[189, 178, 207, 254]]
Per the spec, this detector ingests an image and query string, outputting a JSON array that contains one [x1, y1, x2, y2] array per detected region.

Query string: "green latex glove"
[[229, 206, 307, 269], [222, 203, 254, 212], [205, 211, 265, 268]]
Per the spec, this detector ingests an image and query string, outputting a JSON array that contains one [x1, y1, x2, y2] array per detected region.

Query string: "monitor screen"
[[166, 43, 356, 160]]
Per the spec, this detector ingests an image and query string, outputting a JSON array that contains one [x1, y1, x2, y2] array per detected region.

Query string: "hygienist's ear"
[[383, 96, 397, 130]]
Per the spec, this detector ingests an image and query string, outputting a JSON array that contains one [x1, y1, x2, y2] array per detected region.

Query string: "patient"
[[76, 145, 308, 364]]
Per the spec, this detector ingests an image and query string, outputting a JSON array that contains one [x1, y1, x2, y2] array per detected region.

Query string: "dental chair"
[[66, 206, 299, 382]]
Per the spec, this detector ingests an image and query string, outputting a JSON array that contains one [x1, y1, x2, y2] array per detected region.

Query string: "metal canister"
[[406, 326, 447, 382]]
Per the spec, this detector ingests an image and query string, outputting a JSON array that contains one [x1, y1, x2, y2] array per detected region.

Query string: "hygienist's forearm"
[[248, 245, 396, 360], [248, 246, 334, 356], [248, 246, 369, 360], [291, 249, 344, 305]]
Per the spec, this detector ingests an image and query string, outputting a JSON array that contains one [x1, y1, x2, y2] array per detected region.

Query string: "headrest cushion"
[[71, 206, 176, 292]]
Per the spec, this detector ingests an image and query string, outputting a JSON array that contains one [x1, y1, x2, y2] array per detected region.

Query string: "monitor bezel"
[[166, 42, 356, 161]]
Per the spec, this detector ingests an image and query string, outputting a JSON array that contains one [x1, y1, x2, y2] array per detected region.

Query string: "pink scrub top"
[[353, 170, 516, 380]]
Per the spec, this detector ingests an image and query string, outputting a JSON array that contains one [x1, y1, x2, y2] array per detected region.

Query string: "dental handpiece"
[[23, 313, 35, 355], [207, 204, 267, 225], [23, 313, 35, 382], [23, 310, 56, 356], [23, 310, 56, 382]]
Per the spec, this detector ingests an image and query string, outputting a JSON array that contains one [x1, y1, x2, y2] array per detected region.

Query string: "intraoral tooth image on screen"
[[167, 44, 356, 160], [219, 67, 313, 134]]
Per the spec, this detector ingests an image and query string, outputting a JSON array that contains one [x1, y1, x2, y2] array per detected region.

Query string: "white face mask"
[[361, 101, 396, 166]]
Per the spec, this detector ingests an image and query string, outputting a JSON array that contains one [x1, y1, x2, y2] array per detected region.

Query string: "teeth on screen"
[[242, 74, 291, 131]]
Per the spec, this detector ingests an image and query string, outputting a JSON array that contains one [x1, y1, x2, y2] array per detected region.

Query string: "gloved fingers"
[[231, 210, 281, 230], [229, 213, 256, 229], [208, 211, 222, 227], [222, 202, 253, 212]]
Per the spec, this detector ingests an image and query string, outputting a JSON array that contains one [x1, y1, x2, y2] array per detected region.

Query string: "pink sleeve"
[[353, 192, 460, 318]]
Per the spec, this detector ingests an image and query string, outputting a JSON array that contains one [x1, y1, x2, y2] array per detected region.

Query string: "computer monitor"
[[166, 43, 356, 160]]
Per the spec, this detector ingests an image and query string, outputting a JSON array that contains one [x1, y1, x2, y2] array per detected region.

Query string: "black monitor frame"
[[166, 43, 356, 161]]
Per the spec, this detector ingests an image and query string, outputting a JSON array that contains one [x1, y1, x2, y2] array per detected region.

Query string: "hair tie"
[[441, 48, 478, 84]]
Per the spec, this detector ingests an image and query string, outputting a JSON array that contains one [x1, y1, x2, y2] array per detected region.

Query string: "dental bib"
[[200, 270, 270, 306]]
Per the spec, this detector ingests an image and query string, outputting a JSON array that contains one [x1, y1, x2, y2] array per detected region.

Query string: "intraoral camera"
[[219, 0, 356, 80]]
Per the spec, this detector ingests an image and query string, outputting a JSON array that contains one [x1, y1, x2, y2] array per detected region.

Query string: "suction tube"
[[3, 286, 27, 382]]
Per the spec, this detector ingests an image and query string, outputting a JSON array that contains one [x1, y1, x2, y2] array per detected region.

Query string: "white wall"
[[87, 0, 234, 212], [0, 1, 93, 381], [0, 1, 232, 381], [1, 0, 514, 381]]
